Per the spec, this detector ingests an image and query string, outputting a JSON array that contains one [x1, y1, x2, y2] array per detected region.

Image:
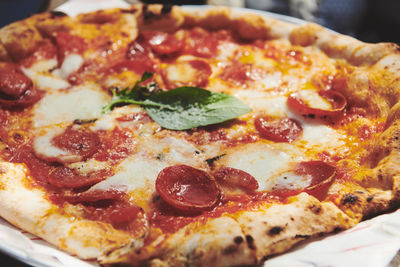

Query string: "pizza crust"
[[0, 162, 137, 259], [101, 193, 354, 266]]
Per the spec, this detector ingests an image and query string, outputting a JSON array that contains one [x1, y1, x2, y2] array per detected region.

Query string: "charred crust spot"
[[50, 11, 68, 18], [234, 236, 244, 244], [342, 193, 359, 205], [333, 227, 342, 233], [223, 244, 238, 255], [366, 195, 374, 202], [290, 217, 295, 221], [295, 234, 310, 239], [161, 4, 172, 14], [308, 204, 322, 214], [135, 249, 141, 255], [245, 235, 255, 250], [268, 226, 284, 236]]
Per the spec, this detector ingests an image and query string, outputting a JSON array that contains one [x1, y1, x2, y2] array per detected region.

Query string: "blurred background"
[[0, 0, 399, 44], [0, 0, 399, 266]]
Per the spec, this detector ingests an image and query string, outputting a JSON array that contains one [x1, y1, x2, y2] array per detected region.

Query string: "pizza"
[[0, 3, 399, 266]]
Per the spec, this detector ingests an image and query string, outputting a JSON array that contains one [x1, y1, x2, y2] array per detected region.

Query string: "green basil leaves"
[[103, 73, 251, 130]]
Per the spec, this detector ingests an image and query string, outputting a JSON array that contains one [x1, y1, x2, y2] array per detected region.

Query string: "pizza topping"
[[57, 53, 84, 79], [126, 41, 150, 61], [297, 161, 336, 190], [184, 27, 222, 58], [219, 62, 267, 87], [0, 63, 42, 108], [213, 167, 258, 195], [273, 161, 336, 200], [0, 65, 33, 98], [52, 126, 100, 161], [254, 116, 303, 143], [48, 167, 108, 188], [140, 31, 183, 55], [53, 31, 87, 63], [20, 40, 58, 69], [287, 90, 347, 118], [155, 164, 220, 211], [103, 73, 251, 130], [63, 189, 123, 204], [162, 59, 211, 89]]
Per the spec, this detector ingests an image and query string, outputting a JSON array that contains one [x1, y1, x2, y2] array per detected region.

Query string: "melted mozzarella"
[[33, 126, 82, 163], [217, 142, 304, 191], [90, 153, 167, 193], [33, 83, 110, 128], [90, 135, 209, 195], [59, 54, 84, 78], [273, 171, 312, 190], [165, 61, 198, 84], [298, 90, 331, 110], [301, 122, 345, 146], [68, 159, 110, 175], [23, 68, 70, 91], [28, 59, 58, 72]]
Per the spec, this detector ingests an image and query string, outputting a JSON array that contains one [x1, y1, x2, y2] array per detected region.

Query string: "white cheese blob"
[[28, 59, 58, 72], [273, 171, 312, 190], [218, 142, 303, 191], [59, 54, 84, 79], [32, 83, 110, 128], [165, 61, 199, 84], [22, 68, 70, 91], [90, 153, 167, 193]]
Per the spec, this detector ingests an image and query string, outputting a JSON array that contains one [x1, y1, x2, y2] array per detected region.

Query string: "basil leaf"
[[144, 87, 252, 130], [103, 73, 252, 130]]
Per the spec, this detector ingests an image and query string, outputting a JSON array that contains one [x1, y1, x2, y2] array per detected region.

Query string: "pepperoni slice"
[[287, 90, 347, 118], [52, 126, 100, 161], [126, 41, 150, 61], [155, 165, 220, 211], [122, 41, 155, 74], [213, 167, 258, 193], [184, 27, 221, 58], [63, 189, 123, 204], [48, 167, 107, 188], [297, 161, 336, 200], [0, 63, 42, 109], [109, 59, 154, 76], [53, 31, 87, 63], [140, 31, 183, 56], [255, 116, 303, 143]]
